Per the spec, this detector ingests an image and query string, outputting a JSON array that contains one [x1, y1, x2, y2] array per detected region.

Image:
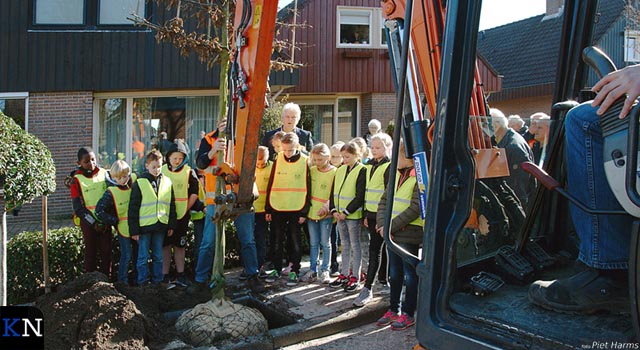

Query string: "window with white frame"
[[625, 30, 640, 63], [0, 93, 28, 130], [95, 94, 219, 174], [337, 7, 387, 48]]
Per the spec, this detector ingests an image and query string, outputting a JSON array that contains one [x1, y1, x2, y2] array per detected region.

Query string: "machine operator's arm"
[[592, 64, 640, 119]]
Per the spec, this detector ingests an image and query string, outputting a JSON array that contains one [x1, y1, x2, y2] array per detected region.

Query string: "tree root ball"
[[176, 299, 267, 346]]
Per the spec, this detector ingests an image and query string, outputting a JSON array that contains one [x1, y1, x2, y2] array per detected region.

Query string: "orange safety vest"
[[203, 131, 220, 205]]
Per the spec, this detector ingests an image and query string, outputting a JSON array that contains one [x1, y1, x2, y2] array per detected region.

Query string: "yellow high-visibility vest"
[[333, 162, 365, 219], [365, 162, 390, 212], [108, 186, 132, 237], [308, 166, 336, 220], [161, 164, 191, 219], [75, 168, 107, 216], [137, 176, 173, 227], [190, 180, 206, 221], [254, 162, 273, 213], [269, 154, 309, 211], [392, 171, 424, 227]]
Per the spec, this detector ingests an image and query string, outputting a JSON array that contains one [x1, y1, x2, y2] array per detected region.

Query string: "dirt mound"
[[35, 272, 210, 350]]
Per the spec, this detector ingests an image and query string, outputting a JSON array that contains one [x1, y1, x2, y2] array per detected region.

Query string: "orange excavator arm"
[[215, 0, 278, 220]]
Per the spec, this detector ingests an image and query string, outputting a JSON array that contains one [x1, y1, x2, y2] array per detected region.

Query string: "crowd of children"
[[70, 104, 424, 332]]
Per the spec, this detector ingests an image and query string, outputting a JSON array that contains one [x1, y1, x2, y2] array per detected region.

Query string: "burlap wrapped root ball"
[[176, 299, 268, 346]]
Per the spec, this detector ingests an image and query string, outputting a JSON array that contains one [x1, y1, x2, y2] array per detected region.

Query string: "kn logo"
[[0, 306, 44, 349]]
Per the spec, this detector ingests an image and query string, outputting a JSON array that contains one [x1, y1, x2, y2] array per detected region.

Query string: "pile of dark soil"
[[35, 272, 211, 350]]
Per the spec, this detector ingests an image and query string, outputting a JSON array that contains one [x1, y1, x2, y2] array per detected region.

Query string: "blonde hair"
[[311, 143, 331, 158], [257, 146, 269, 160], [330, 141, 344, 153], [110, 160, 131, 179], [370, 133, 393, 158]]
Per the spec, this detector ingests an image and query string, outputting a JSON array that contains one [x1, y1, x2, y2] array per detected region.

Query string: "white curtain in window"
[[99, 0, 142, 25], [35, 0, 84, 24]]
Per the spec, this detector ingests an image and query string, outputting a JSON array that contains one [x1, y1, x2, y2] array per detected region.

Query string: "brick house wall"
[[360, 92, 397, 137], [1, 92, 93, 225], [488, 95, 552, 124]]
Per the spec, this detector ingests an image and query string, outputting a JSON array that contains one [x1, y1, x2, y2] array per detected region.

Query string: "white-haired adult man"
[[261, 102, 314, 160], [490, 108, 535, 208]]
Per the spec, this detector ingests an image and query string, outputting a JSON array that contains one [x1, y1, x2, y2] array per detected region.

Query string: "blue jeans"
[[235, 212, 259, 276], [195, 204, 217, 283], [117, 235, 132, 284], [565, 102, 634, 269], [307, 217, 332, 273], [337, 219, 362, 277], [388, 242, 419, 316], [136, 230, 165, 284], [255, 213, 268, 267]]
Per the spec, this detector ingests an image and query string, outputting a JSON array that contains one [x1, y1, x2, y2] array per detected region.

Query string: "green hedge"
[[7, 222, 244, 305]]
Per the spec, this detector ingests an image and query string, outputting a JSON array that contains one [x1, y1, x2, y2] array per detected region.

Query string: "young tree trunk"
[[1, 210, 7, 305]]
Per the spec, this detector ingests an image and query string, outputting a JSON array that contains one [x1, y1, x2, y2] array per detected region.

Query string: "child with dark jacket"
[[69, 146, 112, 276], [160, 140, 204, 288], [96, 160, 136, 285], [128, 150, 177, 286], [375, 139, 423, 331]]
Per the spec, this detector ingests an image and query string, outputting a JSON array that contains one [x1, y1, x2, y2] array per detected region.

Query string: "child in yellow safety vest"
[[375, 139, 423, 331], [254, 146, 272, 277], [128, 150, 177, 286], [301, 144, 336, 284], [354, 132, 393, 307], [328, 142, 344, 276], [329, 142, 367, 293], [96, 160, 136, 285], [69, 146, 112, 276], [264, 132, 311, 286], [160, 141, 204, 288]]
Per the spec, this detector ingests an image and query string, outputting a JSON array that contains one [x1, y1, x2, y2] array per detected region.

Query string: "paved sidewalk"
[[211, 261, 396, 350]]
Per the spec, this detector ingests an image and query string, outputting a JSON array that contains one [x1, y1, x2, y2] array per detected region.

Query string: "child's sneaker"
[[258, 267, 268, 279], [265, 270, 279, 283], [320, 271, 332, 284], [376, 310, 399, 326], [281, 262, 293, 276], [390, 313, 415, 330], [286, 272, 299, 286], [360, 272, 366, 283], [300, 270, 317, 282], [343, 276, 360, 293], [353, 287, 373, 307], [329, 274, 349, 288], [174, 273, 190, 288], [376, 280, 390, 295], [161, 275, 176, 290]]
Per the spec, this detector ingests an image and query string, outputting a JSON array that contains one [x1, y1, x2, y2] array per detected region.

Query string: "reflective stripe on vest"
[[75, 168, 107, 216], [254, 162, 273, 213], [269, 153, 308, 211], [391, 172, 424, 227], [137, 176, 172, 226], [109, 186, 132, 237], [161, 164, 191, 219], [333, 162, 364, 219], [308, 166, 336, 220], [365, 162, 390, 212], [190, 180, 206, 220], [203, 131, 219, 205]]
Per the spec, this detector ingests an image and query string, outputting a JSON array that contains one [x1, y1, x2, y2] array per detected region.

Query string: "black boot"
[[528, 266, 628, 314]]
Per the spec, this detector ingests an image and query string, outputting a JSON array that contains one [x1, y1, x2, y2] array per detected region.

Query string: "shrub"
[[7, 221, 242, 304], [7, 226, 84, 305]]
